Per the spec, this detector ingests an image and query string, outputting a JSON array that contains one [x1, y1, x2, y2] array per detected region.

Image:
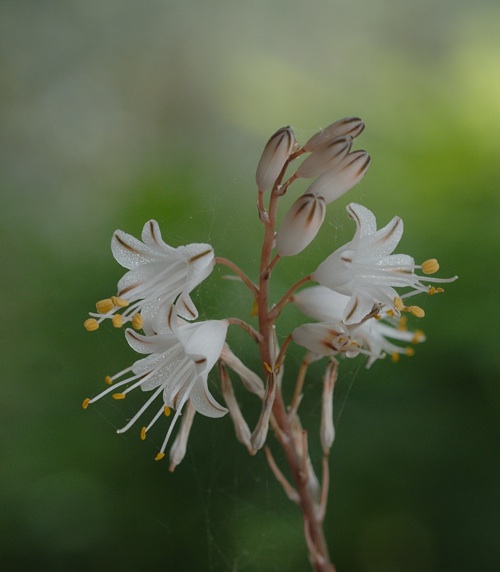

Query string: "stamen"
[[264, 362, 273, 373], [84, 318, 99, 331], [394, 297, 405, 312], [391, 352, 400, 363], [96, 298, 114, 314], [412, 330, 425, 344], [155, 452, 165, 461], [140, 427, 147, 441], [104, 376, 113, 385], [112, 393, 126, 400], [164, 406, 171, 417], [428, 286, 445, 295], [132, 313, 143, 330], [407, 305, 425, 318], [111, 296, 129, 308], [397, 316, 407, 331], [421, 259, 439, 274], [405, 347, 415, 357], [112, 315, 123, 328], [82, 398, 91, 409]]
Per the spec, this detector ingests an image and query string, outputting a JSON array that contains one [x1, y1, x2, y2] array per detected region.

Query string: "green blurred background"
[[1, 1, 499, 571]]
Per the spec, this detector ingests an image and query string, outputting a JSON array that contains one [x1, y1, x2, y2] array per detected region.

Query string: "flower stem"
[[255, 160, 335, 572]]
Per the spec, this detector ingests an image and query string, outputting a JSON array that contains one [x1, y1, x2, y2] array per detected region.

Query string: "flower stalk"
[[82, 117, 456, 572]]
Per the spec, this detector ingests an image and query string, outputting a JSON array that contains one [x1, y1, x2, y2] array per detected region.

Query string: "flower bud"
[[305, 150, 370, 205], [276, 193, 326, 257], [295, 136, 352, 179], [303, 117, 364, 152], [256, 126, 296, 192]]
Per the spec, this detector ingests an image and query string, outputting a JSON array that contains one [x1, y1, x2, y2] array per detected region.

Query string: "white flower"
[[312, 203, 457, 324], [83, 309, 228, 461], [84, 220, 215, 331], [292, 285, 425, 367]]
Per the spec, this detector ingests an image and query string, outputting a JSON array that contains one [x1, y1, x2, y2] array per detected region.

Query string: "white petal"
[[111, 229, 165, 269], [189, 378, 228, 418], [293, 286, 349, 322], [125, 328, 174, 355], [346, 203, 378, 239], [178, 320, 229, 372]]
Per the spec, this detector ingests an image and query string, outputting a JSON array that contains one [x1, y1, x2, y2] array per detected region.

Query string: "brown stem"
[[215, 256, 259, 298], [255, 156, 335, 572]]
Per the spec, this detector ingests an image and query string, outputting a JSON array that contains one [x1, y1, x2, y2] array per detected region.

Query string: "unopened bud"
[[295, 136, 352, 179], [303, 117, 365, 152], [276, 193, 326, 257], [305, 150, 370, 205], [256, 126, 296, 192], [169, 400, 196, 472]]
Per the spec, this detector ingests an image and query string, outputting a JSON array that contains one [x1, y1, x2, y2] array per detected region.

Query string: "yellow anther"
[[375, 314, 382, 320], [155, 452, 165, 461], [111, 296, 129, 308], [140, 427, 147, 441], [82, 398, 91, 409], [112, 314, 123, 328], [112, 392, 126, 400], [104, 375, 113, 385], [407, 305, 425, 318], [391, 352, 400, 363], [250, 299, 259, 318], [386, 309, 395, 317], [84, 318, 99, 332], [163, 406, 171, 417], [394, 297, 405, 312], [412, 330, 425, 344], [96, 298, 114, 314], [421, 258, 439, 275], [405, 347, 415, 357], [264, 362, 273, 373], [436, 287, 444, 293], [397, 315, 408, 331], [132, 313, 144, 330]]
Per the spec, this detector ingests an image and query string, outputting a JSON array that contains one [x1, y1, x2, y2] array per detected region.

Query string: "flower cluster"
[[83, 117, 456, 476]]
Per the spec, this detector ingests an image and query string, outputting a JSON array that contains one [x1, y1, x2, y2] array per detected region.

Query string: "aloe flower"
[[84, 220, 214, 331], [293, 285, 425, 367], [312, 203, 457, 324], [83, 310, 228, 461]]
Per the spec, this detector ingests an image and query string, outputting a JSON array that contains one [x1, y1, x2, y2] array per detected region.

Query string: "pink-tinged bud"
[[168, 400, 196, 472], [305, 150, 371, 205], [276, 193, 326, 257], [295, 136, 352, 179], [303, 117, 365, 152], [256, 126, 296, 192], [320, 360, 338, 454]]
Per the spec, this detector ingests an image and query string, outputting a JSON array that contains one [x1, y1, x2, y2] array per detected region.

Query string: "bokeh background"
[[1, 1, 499, 571]]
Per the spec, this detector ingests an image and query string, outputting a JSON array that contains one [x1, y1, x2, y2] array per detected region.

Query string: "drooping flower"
[[83, 307, 228, 461], [312, 203, 457, 324], [84, 220, 215, 331], [292, 285, 425, 367]]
